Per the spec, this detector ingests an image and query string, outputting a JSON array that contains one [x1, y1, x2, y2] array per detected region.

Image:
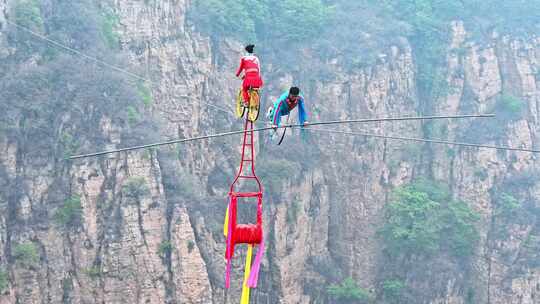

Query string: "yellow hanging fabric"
[[240, 245, 253, 304], [223, 205, 229, 237]]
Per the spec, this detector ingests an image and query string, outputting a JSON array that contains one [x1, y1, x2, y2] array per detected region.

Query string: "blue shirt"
[[271, 92, 308, 126]]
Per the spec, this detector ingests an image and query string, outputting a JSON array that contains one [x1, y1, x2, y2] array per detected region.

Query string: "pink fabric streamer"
[[247, 236, 265, 288], [225, 199, 234, 289]]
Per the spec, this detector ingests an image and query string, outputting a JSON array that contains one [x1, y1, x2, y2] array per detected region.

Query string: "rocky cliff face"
[[0, 1, 538, 304]]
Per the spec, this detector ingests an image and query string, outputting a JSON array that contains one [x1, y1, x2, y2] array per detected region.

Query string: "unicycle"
[[247, 88, 260, 122], [236, 87, 261, 122], [271, 114, 290, 145]]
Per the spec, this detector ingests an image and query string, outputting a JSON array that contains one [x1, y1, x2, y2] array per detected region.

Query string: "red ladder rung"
[[231, 192, 262, 198]]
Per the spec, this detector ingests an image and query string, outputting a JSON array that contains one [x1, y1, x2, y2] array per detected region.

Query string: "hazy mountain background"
[[0, 1, 539, 303]]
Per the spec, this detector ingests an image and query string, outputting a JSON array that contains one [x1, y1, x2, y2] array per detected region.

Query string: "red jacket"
[[236, 55, 263, 88]]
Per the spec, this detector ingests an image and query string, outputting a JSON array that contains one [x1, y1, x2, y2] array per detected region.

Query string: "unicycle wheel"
[[247, 89, 260, 122], [235, 89, 246, 119], [272, 115, 290, 145]]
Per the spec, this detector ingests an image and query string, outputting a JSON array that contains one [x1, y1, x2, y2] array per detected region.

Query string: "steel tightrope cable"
[[68, 114, 496, 159], [306, 128, 540, 153], [6, 20, 151, 83], [5, 20, 232, 117], [8, 22, 534, 157]]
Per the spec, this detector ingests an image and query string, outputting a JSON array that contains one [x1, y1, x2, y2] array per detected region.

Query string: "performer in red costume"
[[236, 44, 264, 106]]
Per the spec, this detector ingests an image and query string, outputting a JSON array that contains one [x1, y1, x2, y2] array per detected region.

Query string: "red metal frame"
[[225, 119, 264, 275], [229, 119, 262, 193], [224, 118, 266, 291]]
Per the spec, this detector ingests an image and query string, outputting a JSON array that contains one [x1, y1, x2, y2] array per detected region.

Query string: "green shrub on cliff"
[[13, 242, 39, 268], [190, 0, 333, 42], [0, 270, 8, 293], [382, 279, 405, 304], [54, 195, 83, 229], [13, 0, 44, 31], [380, 179, 479, 258], [327, 277, 371, 303], [122, 177, 150, 201]]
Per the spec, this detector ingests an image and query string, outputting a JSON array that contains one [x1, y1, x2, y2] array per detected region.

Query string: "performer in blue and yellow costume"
[[266, 86, 309, 127]]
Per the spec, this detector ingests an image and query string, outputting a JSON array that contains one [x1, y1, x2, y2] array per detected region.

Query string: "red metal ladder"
[[225, 118, 264, 290], [230, 119, 262, 193]]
